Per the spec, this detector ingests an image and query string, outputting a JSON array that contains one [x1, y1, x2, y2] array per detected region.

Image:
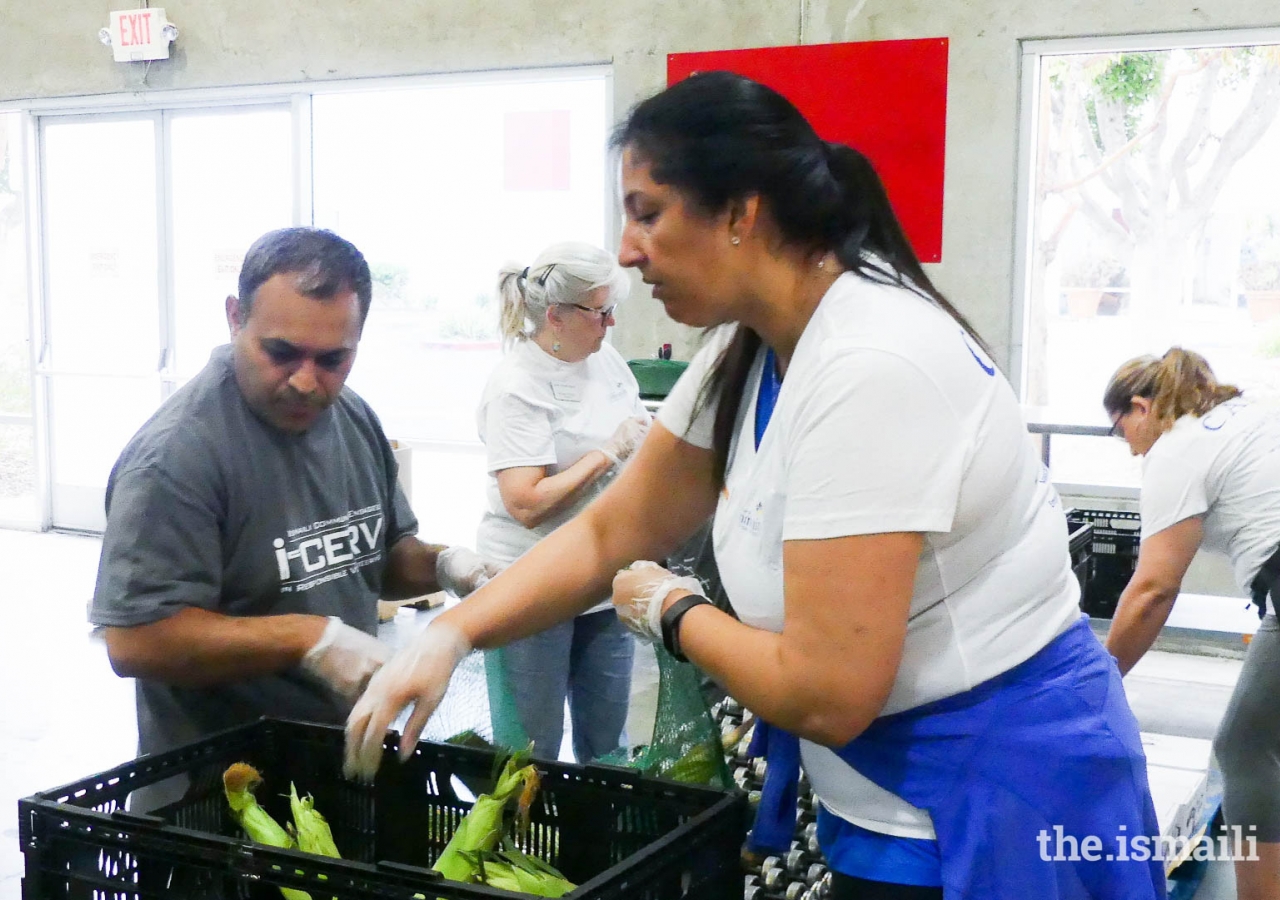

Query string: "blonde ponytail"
[[1150, 348, 1243, 425], [495, 243, 630, 348], [1103, 347, 1242, 434], [497, 265, 532, 346]]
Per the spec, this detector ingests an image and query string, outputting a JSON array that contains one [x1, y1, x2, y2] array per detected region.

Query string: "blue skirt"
[[750, 616, 1166, 899]]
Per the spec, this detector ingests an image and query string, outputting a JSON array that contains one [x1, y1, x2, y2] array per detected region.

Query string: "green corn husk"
[[497, 842, 575, 896], [463, 848, 575, 897], [464, 851, 523, 892], [432, 748, 540, 882], [289, 784, 342, 858], [662, 739, 723, 785], [222, 763, 311, 900]]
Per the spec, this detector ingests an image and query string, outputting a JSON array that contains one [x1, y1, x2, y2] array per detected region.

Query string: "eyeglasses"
[[1108, 411, 1128, 440], [563, 302, 617, 323]]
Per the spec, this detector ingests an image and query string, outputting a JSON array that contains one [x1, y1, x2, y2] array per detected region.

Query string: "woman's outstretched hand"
[[343, 620, 471, 782]]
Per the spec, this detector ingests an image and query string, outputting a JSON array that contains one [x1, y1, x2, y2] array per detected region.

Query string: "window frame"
[[0, 64, 614, 530], [1011, 27, 1280, 499]]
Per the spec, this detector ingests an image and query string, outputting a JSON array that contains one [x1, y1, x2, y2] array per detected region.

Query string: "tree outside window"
[[1023, 39, 1280, 486]]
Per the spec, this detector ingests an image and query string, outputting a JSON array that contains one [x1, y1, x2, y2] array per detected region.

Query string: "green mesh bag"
[[421, 646, 541, 753], [595, 645, 731, 789], [420, 648, 502, 745], [428, 640, 729, 789]]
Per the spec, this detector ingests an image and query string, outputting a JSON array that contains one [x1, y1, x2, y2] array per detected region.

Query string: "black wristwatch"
[[661, 592, 713, 662]]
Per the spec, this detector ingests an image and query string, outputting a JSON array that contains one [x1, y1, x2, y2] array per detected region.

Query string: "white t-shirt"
[[659, 271, 1081, 838], [477, 338, 647, 614], [1140, 397, 1280, 597]]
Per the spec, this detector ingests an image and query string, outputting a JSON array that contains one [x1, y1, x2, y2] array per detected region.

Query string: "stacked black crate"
[[1067, 509, 1140, 619]]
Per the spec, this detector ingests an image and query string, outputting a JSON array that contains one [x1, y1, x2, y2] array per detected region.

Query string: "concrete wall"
[[2, 1, 1278, 366]]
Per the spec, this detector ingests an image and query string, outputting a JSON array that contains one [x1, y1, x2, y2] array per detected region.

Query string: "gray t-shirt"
[[90, 344, 418, 765]]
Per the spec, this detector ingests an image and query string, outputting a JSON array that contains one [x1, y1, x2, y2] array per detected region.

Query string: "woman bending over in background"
[[1104, 347, 1280, 900]]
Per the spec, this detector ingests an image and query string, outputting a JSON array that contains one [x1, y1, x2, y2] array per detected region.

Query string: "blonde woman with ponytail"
[[474, 241, 650, 763], [1104, 347, 1280, 900]]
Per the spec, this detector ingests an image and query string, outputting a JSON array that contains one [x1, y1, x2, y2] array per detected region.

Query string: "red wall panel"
[[668, 39, 948, 262]]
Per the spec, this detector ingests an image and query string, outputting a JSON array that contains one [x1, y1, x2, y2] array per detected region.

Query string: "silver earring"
[[817, 259, 826, 269], [552, 340, 561, 353], [730, 236, 741, 246]]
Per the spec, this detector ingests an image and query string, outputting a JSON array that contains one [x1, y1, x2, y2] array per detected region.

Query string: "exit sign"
[[108, 8, 173, 62]]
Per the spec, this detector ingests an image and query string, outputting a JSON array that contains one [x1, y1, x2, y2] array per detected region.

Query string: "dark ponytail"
[[614, 72, 986, 483]]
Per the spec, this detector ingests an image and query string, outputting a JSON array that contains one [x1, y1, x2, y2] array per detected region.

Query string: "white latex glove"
[[611, 561, 706, 643], [343, 620, 471, 782], [299, 616, 391, 702], [436, 546, 501, 599], [599, 415, 651, 465]]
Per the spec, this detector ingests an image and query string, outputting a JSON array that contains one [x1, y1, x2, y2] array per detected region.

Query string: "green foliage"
[[1239, 216, 1280, 291], [1257, 320, 1280, 360], [439, 291, 497, 341], [1058, 249, 1128, 290], [0, 351, 31, 413], [1089, 53, 1165, 141], [368, 262, 438, 311], [1218, 46, 1263, 89], [1095, 53, 1164, 106], [0, 422, 35, 499], [369, 262, 409, 302]]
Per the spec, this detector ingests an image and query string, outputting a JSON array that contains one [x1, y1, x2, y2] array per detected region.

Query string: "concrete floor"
[[0, 530, 135, 900], [0, 528, 1249, 899]]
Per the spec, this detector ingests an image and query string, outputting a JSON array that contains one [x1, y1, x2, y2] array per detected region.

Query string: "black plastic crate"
[[1067, 518, 1095, 602], [1067, 508, 1142, 619], [18, 718, 748, 900]]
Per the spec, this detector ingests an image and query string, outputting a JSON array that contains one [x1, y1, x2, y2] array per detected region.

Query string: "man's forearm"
[[104, 607, 328, 687], [382, 537, 446, 599]]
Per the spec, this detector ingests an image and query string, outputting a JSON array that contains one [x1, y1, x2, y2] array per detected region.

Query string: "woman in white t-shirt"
[[348, 74, 1162, 900], [475, 241, 650, 762], [1103, 347, 1280, 900]]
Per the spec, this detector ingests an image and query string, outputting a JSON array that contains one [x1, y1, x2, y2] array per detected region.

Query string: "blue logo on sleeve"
[[962, 331, 996, 376], [1202, 399, 1244, 431]]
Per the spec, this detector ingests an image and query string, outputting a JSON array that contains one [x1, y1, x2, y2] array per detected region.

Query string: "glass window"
[[1021, 39, 1280, 487], [41, 116, 164, 531], [312, 72, 610, 446], [0, 111, 37, 525], [169, 106, 294, 384]]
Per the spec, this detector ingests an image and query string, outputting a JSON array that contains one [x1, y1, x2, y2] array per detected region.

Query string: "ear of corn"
[[462, 849, 575, 897], [288, 783, 342, 859], [498, 843, 576, 897], [431, 747, 575, 894], [222, 763, 311, 900], [432, 747, 532, 880], [662, 740, 721, 785], [223, 752, 574, 899]]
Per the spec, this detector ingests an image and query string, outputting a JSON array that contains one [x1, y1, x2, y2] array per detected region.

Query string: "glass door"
[[0, 112, 38, 527], [311, 73, 610, 543], [39, 115, 165, 531], [168, 106, 294, 386], [38, 106, 296, 531]]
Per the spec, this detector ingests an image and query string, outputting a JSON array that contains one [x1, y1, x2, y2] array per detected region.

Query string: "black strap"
[[1250, 543, 1280, 620], [661, 593, 713, 662]]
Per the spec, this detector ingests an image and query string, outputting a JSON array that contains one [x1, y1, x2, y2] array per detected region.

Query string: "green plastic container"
[[627, 358, 689, 399]]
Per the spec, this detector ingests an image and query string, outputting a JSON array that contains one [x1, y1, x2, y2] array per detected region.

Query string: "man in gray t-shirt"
[[89, 228, 492, 808]]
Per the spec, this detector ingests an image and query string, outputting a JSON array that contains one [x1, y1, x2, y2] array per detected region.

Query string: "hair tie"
[[520, 267, 530, 281]]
